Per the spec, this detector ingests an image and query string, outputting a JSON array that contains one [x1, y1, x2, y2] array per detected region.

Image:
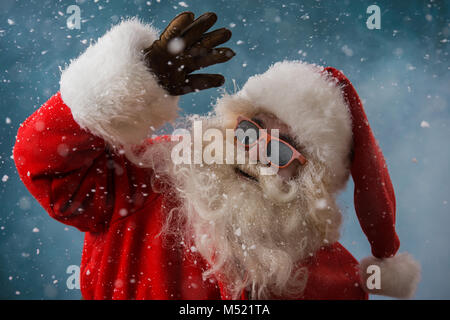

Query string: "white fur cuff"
[[359, 252, 421, 299], [60, 18, 179, 148]]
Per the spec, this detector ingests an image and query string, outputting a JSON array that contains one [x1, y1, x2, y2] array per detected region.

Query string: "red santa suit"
[[13, 19, 419, 300]]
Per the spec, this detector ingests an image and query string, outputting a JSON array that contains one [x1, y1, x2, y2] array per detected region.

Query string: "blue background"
[[0, 0, 448, 299]]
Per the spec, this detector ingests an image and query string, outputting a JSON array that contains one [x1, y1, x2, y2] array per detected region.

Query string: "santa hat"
[[216, 61, 420, 298]]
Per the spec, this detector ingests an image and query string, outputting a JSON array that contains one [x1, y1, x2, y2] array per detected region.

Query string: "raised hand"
[[143, 12, 235, 96]]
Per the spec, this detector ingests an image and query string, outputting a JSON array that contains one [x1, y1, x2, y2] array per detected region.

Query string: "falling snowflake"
[[420, 121, 430, 128], [341, 45, 353, 57], [315, 198, 327, 210], [167, 37, 185, 55]]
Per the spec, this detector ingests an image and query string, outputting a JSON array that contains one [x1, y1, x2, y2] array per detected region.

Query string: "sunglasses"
[[234, 116, 307, 168]]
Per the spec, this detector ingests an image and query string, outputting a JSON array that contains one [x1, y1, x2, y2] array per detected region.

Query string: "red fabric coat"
[[14, 92, 368, 300]]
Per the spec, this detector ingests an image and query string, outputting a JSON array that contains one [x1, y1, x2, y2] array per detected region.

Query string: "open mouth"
[[234, 166, 258, 182]]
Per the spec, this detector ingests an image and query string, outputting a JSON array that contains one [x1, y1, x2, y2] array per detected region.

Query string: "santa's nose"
[[248, 140, 270, 165], [248, 144, 259, 163]]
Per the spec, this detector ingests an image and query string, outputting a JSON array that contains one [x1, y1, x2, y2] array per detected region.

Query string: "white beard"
[[124, 117, 343, 299]]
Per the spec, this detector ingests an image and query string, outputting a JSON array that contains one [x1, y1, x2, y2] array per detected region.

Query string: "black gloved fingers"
[[180, 12, 217, 48], [176, 73, 225, 95], [194, 28, 232, 49], [184, 47, 235, 73], [159, 11, 194, 47]]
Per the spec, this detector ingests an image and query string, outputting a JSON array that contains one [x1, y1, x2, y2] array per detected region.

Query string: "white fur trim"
[[216, 61, 353, 191], [60, 18, 179, 147], [359, 252, 421, 299]]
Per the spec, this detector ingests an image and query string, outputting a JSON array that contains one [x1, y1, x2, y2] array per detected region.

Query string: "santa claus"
[[14, 12, 420, 300]]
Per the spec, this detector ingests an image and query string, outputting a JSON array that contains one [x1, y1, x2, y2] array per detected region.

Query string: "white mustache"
[[235, 163, 299, 203]]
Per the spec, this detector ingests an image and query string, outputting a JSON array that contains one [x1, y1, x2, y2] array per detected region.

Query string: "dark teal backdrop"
[[0, 0, 448, 299]]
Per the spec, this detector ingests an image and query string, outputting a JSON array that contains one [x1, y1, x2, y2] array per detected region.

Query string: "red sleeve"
[[13, 92, 155, 233]]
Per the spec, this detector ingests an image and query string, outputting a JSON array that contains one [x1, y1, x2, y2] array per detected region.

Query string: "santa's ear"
[[359, 252, 421, 299]]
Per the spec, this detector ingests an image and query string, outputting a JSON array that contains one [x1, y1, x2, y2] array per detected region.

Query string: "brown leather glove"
[[143, 11, 235, 96]]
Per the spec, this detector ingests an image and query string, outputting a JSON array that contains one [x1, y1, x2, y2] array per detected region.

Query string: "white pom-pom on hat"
[[359, 252, 421, 299]]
